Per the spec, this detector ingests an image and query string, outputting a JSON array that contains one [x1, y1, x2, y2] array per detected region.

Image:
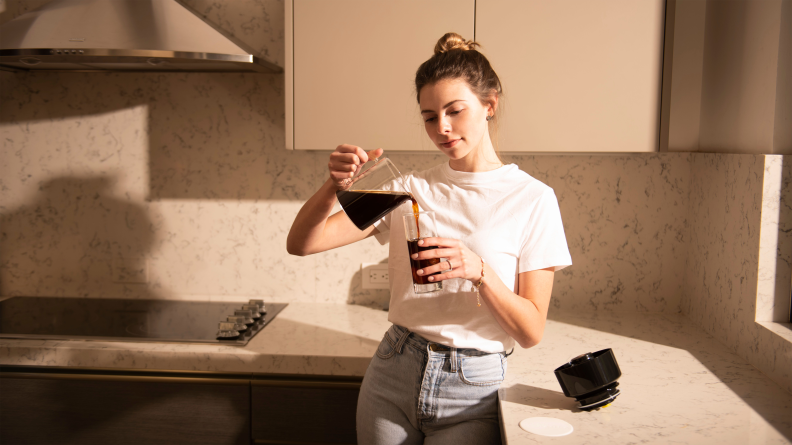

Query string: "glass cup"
[[336, 156, 413, 230], [402, 210, 444, 293]]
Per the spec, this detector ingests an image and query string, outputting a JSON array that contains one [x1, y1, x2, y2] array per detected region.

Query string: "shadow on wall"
[[0, 175, 160, 298], [698, 0, 749, 151], [0, 71, 316, 201]]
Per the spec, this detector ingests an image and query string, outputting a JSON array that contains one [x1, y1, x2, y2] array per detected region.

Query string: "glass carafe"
[[336, 156, 413, 230]]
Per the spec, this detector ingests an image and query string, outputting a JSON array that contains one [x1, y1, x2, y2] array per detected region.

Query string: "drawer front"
[[252, 382, 361, 444], [0, 375, 250, 445]]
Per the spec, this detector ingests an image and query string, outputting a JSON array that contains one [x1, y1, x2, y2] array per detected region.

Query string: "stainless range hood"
[[0, 0, 282, 73]]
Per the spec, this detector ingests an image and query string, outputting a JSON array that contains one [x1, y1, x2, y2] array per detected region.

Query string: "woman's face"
[[419, 78, 492, 160]]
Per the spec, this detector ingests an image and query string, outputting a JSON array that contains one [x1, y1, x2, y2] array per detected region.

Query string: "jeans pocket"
[[375, 333, 398, 360], [459, 353, 506, 386]]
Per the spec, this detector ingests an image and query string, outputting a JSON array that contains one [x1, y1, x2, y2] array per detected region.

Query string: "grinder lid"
[[554, 348, 621, 399], [570, 352, 593, 364]]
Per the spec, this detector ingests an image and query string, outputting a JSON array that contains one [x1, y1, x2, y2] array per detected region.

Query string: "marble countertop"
[[0, 302, 389, 376], [501, 311, 792, 445], [1, 303, 790, 444]]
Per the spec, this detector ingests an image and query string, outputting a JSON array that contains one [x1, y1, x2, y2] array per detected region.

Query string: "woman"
[[287, 32, 572, 444]]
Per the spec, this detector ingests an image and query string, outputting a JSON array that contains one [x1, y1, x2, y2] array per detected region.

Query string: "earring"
[[486, 115, 493, 121]]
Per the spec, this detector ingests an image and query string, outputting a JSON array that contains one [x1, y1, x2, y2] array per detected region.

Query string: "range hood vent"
[[0, 0, 281, 73]]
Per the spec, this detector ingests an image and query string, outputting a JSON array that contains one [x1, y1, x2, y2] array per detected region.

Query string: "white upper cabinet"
[[476, 0, 665, 152], [286, 0, 474, 151], [286, 0, 664, 152]]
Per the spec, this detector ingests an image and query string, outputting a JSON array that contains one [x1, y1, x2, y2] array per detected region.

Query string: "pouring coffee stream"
[[412, 199, 420, 238], [335, 156, 446, 294]]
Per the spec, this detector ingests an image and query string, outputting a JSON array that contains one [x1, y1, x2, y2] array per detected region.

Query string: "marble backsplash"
[[682, 153, 792, 393], [0, 0, 688, 312], [0, 0, 781, 318], [0, 66, 693, 313]]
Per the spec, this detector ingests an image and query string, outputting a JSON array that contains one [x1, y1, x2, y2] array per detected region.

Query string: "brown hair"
[[415, 32, 503, 150]]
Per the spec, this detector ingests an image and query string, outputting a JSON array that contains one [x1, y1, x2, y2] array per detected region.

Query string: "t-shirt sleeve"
[[519, 188, 572, 272]]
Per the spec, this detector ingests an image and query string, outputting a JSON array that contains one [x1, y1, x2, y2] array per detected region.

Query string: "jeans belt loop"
[[450, 348, 458, 373], [394, 327, 411, 354]]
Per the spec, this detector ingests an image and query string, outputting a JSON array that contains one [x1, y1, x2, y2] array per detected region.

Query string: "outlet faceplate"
[[361, 263, 389, 289]]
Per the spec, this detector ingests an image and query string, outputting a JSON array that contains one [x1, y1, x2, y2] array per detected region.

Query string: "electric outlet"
[[361, 263, 389, 290], [370, 269, 389, 284]]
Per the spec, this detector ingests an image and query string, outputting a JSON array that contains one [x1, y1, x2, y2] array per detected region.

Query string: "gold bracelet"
[[474, 257, 485, 307]]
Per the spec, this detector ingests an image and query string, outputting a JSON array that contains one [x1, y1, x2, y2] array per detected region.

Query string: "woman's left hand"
[[411, 237, 482, 283]]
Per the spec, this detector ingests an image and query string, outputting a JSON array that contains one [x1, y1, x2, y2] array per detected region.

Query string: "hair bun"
[[434, 32, 480, 55]]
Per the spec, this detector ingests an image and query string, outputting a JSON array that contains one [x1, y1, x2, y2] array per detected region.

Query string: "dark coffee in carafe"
[[336, 190, 414, 230]]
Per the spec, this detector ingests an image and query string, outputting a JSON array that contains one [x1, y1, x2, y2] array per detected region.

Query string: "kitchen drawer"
[[251, 378, 362, 444], [0, 370, 250, 445]]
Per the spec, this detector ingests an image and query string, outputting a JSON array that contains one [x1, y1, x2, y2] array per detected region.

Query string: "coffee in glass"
[[402, 210, 443, 293]]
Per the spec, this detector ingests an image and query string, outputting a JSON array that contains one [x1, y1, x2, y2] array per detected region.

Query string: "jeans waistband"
[[385, 324, 513, 358]]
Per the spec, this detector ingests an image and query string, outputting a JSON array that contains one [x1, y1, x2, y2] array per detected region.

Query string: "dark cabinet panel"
[[0, 375, 250, 445], [252, 381, 361, 444]]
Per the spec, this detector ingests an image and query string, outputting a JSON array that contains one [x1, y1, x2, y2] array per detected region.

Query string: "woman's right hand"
[[328, 144, 384, 190]]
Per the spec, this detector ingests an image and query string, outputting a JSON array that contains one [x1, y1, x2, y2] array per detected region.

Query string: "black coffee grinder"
[[554, 348, 622, 411]]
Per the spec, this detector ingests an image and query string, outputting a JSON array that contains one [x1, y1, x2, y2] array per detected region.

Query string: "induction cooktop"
[[0, 297, 287, 345]]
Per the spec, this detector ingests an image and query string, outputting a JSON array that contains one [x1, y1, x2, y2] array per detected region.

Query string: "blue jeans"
[[357, 324, 507, 444]]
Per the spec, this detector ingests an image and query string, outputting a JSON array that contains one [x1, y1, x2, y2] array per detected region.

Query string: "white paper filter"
[[518, 417, 574, 437]]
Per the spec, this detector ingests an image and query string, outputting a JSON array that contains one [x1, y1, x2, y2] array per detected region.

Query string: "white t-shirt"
[[373, 162, 572, 353]]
